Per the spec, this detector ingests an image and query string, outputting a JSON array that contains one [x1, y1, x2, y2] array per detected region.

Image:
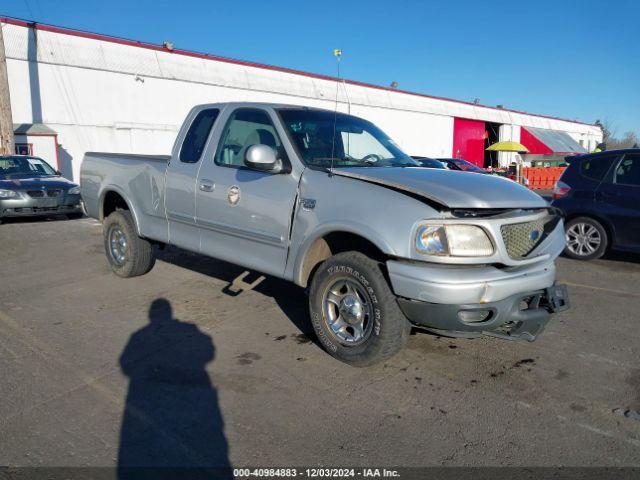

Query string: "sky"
[[3, 0, 639, 136]]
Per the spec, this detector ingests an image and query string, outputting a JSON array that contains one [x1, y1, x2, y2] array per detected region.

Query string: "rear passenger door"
[[165, 107, 220, 252], [195, 107, 299, 277], [596, 153, 640, 248]]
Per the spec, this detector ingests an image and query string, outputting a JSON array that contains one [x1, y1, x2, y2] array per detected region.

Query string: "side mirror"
[[244, 144, 281, 172]]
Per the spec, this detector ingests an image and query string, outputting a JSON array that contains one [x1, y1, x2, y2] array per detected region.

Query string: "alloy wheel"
[[322, 278, 374, 346], [566, 222, 601, 257]]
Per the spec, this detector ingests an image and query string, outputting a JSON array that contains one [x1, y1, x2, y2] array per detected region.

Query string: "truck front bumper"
[[397, 285, 569, 341], [387, 259, 568, 341]]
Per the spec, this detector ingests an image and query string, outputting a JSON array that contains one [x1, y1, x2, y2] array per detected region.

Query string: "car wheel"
[[103, 210, 155, 277], [564, 216, 608, 260], [308, 251, 410, 367]]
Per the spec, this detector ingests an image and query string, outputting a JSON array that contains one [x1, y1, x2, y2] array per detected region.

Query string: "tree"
[[607, 131, 639, 150], [595, 119, 638, 150], [595, 119, 615, 144]]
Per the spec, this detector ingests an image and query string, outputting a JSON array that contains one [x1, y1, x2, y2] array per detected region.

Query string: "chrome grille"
[[27, 190, 44, 198], [501, 220, 546, 259], [46, 189, 61, 197]]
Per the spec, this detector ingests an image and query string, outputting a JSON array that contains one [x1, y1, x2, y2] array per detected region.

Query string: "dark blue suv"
[[551, 149, 640, 260]]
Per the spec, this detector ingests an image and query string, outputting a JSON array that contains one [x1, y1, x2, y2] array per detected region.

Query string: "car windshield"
[[278, 109, 418, 168], [450, 158, 484, 172], [0, 156, 57, 179], [416, 158, 446, 169]]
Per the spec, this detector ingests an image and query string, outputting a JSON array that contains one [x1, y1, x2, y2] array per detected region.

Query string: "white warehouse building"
[[1, 17, 602, 181]]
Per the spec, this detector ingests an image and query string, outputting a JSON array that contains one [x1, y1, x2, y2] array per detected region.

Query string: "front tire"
[[308, 251, 410, 367], [564, 216, 608, 260], [103, 210, 155, 277]]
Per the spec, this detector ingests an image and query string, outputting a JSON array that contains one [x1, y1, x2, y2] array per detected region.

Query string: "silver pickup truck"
[[81, 102, 569, 366]]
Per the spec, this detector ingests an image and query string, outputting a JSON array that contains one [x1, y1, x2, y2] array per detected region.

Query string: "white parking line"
[[561, 281, 640, 298]]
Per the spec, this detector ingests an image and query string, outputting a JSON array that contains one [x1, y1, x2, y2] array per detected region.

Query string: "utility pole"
[[0, 22, 15, 155]]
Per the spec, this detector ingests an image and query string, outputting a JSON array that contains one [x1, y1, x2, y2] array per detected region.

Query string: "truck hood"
[[332, 167, 547, 209], [0, 176, 77, 190]]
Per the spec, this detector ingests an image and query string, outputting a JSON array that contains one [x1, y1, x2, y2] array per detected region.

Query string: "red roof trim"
[[1, 15, 598, 127]]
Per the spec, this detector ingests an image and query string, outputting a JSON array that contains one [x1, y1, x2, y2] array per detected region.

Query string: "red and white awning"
[[520, 127, 587, 155]]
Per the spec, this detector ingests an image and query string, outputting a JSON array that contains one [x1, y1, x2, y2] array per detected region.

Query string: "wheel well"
[[299, 231, 386, 287], [565, 212, 614, 246], [102, 191, 130, 220]]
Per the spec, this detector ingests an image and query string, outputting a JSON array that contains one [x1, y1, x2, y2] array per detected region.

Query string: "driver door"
[[195, 107, 299, 277]]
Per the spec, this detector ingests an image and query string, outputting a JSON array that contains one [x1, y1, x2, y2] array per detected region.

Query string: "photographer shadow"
[[118, 298, 232, 479]]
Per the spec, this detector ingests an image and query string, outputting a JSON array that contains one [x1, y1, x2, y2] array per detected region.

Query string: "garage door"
[[452, 117, 485, 167]]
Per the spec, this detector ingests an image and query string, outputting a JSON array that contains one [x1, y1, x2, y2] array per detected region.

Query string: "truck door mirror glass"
[[244, 144, 281, 172]]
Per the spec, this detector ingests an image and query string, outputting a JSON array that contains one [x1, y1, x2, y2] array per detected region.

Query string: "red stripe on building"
[[520, 127, 553, 155]]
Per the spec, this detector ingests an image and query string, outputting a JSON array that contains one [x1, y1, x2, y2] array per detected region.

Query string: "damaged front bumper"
[[397, 284, 570, 341]]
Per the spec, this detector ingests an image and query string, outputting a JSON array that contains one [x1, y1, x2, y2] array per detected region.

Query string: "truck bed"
[[81, 151, 171, 242]]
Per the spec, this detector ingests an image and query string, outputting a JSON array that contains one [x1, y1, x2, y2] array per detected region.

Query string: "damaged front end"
[[386, 206, 569, 342]]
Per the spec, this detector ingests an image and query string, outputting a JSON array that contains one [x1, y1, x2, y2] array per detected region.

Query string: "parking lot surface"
[[1, 216, 639, 468]]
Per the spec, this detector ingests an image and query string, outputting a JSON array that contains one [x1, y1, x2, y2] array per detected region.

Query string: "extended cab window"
[[179, 108, 220, 163], [614, 154, 640, 186], [215, 109, 284, 168], [580, 154, 616, 181]]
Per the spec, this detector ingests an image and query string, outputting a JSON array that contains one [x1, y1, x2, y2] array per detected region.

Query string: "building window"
[[15, 143, 33, 155]]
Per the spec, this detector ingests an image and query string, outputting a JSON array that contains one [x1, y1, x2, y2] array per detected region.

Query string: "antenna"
[[330, 48, 342, 175]]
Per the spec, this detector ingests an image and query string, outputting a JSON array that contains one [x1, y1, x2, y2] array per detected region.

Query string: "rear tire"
[[564, 216, 608, 260], [103, 210, 155, 277], [308, 251, 410, 367]]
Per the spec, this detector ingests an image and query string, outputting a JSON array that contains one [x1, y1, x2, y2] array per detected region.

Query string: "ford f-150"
[[81, 102, 569, 366]]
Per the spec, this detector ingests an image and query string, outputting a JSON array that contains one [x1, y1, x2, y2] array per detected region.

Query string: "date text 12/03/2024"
[[233, 468, 401, 478]]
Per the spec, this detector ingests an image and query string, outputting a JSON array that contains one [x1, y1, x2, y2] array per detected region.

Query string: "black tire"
[[103, 210, 155, 277], [564, 216, 608, 261], [308, 251, 410, 367]]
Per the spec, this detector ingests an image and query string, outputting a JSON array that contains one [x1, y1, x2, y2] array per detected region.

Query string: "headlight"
[[415, 224, 493, 257], [68, 186, 81, 195], [0, 189, 19, 199]]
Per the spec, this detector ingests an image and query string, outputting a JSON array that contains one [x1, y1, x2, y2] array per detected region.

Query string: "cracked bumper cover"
[[397, 285, 569, 341], [387, 259, 569, 341]]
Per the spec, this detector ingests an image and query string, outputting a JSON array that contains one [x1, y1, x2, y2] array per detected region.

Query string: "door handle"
[[199, 180, 215, 192]]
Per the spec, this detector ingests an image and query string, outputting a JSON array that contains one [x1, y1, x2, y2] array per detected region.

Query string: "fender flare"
[[291, 222, 396, 287], [98, 185, 142, 236]]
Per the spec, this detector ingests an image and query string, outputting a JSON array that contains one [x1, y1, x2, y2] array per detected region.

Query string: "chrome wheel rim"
[[108, 225, 127, 265], [566, 222, 601, 257], [322, 278, 374, 346]]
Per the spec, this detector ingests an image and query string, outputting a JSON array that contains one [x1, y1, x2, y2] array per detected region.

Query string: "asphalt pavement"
[[1, 216, 639, 471]]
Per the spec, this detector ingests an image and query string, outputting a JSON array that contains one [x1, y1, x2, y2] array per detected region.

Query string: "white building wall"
[[14, 133, 57, 167], [2, 21, 602, 181]]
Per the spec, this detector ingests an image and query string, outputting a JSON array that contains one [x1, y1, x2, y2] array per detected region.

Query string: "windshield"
[[416, 157, 446, 169], [278, 109, 418, 168], [0, 156, 57, 179], [450, 158, 484, 173]]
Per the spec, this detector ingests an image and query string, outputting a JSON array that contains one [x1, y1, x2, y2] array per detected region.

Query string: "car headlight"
[[0, 189, 19, 199], [415, 224, 494, 257], [68, 186, 81, 195]]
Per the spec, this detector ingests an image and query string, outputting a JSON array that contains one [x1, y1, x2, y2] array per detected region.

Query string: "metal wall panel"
[[1, 21, 603, 181]]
